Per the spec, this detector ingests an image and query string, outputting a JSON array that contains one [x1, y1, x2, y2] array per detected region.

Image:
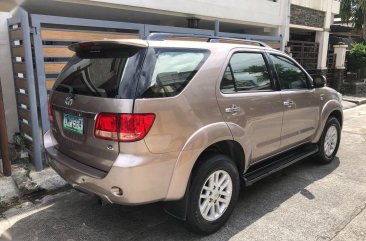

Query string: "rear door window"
[[220, 52, 273, 93], [53, 47, 146, 99], [137, 48, 209, 98]]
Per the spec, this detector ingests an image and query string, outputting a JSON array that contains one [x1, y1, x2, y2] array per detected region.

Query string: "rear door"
[[268, 53, 320, 150], [49, 43, 146, 172], [216, 50, 284, 163]]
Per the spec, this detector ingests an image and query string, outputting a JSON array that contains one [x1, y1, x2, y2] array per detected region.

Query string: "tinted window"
[[54, 48, 145, 98], [220, 52, 271, 93], [270, 54, 308, 90], [220, 66, 236, 93], [139, 49, 209, 98]]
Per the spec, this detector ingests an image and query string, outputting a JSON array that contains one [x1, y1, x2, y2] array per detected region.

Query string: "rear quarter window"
[[137, 48, 209, 98]]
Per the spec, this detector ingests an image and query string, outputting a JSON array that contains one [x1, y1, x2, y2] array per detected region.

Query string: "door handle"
[[283, 100, 295, 107], [225, 104, 241, 114]]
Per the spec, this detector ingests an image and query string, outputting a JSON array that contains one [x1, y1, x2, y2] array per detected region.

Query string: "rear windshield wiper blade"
[[58, 84, 75, 98]]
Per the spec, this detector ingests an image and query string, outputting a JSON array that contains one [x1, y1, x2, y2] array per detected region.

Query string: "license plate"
[[63, 114, 84, 134]]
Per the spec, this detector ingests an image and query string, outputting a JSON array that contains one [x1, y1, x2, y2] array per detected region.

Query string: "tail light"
[[48, 101, 54, 123], [94, 113, 155, 142], [94, 113, 118, 141]]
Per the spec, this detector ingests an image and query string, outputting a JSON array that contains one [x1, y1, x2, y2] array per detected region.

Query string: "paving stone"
[[0, 177, 19, 204], [29, 168, 67, 192]]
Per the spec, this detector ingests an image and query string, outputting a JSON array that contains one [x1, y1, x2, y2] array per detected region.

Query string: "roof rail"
[[145, 33, 271, 48]]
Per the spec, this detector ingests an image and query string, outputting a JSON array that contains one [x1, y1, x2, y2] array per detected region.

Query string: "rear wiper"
[[58, 84, 75, 98]]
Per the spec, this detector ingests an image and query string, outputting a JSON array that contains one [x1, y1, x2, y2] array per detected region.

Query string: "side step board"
[[242, 144, 319, 186]]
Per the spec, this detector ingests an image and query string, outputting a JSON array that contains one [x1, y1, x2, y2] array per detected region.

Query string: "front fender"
[[313, 99, 343, 143], [165, 122, 233, 200]]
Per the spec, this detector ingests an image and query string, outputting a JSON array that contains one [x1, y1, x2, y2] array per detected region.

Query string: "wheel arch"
[[163, 122, 246, 220], [313, 100, 343, 143], [163, 139, 245, 220], [328, 109, 343, 127], [193, 140, 245, 175]]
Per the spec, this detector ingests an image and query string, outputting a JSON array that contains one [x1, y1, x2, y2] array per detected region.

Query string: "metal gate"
[[327, 50, 336, 81], [8, 8, 283, 170], [7, 9, 43, 170], [288, 40, 319, 76]]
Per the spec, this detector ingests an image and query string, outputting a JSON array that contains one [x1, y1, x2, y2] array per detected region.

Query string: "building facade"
[[289, 0, 340, 76]]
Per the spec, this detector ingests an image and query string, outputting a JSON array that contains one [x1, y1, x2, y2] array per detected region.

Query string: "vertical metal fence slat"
[[17, 8, 43, 171], [31, 16, 49, 135]]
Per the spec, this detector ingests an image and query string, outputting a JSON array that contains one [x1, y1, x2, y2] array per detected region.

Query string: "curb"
[[343, 97, 366, 105], [342, 100, 357, 110]]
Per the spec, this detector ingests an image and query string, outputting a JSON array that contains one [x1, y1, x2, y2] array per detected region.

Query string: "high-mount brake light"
[[79, 42, 95, 49]]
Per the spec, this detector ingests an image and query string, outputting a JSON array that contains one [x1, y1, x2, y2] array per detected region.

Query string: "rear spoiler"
[[68, 39, 148, 52]]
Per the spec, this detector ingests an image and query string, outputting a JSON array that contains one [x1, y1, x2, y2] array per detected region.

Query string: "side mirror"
[[313, 75, 326, 88]]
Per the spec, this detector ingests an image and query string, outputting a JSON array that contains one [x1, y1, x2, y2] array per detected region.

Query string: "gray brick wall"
[[290, 5, 325, 29]]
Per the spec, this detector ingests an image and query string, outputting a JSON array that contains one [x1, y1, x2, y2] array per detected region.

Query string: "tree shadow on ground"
[[0, 156, 340, 241]]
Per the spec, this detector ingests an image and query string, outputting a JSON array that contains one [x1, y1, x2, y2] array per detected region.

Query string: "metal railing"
[[145, 33, 271, 48]]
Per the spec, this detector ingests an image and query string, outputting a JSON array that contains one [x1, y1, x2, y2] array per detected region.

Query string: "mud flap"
[[163, 180, 190, 220]]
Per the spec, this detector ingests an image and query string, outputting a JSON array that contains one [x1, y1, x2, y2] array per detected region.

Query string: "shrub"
[[346, 43, 366, 71]]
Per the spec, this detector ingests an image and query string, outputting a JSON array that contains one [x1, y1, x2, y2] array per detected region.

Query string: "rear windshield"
[[54, 47, 146, 99], [137, 48, 209, 98]]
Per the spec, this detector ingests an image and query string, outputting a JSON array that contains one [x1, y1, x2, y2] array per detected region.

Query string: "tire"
[[186, 153, 240, 235], [315, 117, 341, 164]]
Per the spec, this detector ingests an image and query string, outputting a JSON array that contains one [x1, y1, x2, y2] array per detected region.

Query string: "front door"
[[268, 53, 319, 150], [216, 51, 284, 164]]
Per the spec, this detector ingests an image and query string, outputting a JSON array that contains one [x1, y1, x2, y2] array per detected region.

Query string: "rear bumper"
[[44, 130, 177, 205]]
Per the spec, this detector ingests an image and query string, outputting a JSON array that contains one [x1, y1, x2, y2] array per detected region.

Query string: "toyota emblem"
[[65, 96, 74, 106]]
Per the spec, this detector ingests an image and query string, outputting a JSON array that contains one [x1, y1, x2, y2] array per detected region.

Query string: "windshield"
[[54, 47, 146, 98]]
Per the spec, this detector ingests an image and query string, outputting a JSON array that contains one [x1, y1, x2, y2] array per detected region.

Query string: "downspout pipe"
[[0, 78, 11, 176]]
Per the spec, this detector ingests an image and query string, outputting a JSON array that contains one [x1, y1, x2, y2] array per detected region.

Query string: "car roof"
[[69, 38, 284, 55]]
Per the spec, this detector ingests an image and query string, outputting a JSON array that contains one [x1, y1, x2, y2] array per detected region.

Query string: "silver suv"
[[44, 33, 343, 234]]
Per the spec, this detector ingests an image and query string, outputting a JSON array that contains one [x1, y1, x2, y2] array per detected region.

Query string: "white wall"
[[0, 12, 18, 142], [64, 0, 287, 28]]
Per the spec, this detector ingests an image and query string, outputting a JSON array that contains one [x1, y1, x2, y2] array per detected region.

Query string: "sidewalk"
[[342, 100, 357, 110], [343, 95, 366, 104], [0, 164, 67, 210], [342, 95, 366, 110]]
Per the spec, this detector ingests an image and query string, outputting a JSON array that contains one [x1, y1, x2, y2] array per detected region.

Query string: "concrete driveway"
[[1, 105, 366, 241]]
